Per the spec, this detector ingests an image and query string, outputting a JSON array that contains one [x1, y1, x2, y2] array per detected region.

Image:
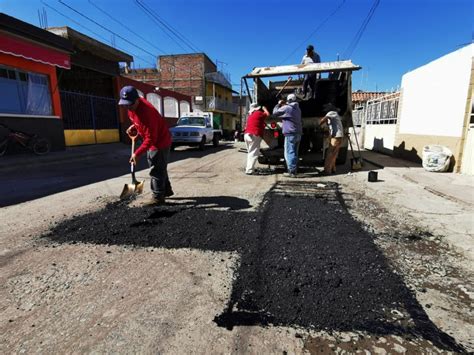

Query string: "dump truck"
[[242, 60, 361, 166]]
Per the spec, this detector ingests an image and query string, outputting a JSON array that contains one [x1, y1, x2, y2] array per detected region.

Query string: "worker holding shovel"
[[320, 103, 343, 175], [118, 86, 173, 205]]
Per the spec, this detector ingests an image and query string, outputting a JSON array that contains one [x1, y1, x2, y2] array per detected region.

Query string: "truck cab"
[[170, 111, 222, 151], [242, 60, 361, 166]]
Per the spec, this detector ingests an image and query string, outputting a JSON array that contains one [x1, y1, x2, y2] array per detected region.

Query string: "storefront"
[[47, 26, 133, 146], [0, 13, 72, 151]]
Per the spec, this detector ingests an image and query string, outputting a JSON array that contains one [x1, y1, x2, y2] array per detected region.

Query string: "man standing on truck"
[[118, 85, 173, 205], [320, 103, 343, 175], [272, 93, 302, 177], [244, 103, 270, 175], [301, 44, 321, 100]]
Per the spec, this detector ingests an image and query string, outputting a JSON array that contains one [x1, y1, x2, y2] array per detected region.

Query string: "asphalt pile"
[[42, 182, 463, 352]]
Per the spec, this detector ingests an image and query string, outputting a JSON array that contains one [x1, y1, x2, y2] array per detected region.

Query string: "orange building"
[[0, 13, 72, 151]]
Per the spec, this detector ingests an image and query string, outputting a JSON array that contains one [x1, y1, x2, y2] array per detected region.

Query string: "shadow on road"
[[0, 144, 233, 207], [42, 182, 464, 352]]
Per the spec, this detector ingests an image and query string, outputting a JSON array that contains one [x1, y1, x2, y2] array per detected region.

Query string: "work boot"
[[165, 188, 174, 197], [144, 195, 165, 206]]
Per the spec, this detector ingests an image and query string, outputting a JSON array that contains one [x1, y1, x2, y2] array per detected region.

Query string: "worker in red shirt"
[[118, 86, 173, 205], [244, 103, 270, 175]]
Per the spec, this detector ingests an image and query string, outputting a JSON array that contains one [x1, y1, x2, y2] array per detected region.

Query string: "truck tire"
[[199, 136, 206, 151], [212, 134, 219, 147]]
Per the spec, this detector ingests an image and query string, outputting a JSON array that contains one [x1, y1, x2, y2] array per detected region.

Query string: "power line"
[[45, 0, 201, 74], [57, 0, 157, 58], [279, 0, 346, 65], [87, 0, 166, 55], [136, 0, 201, 52], [342, 0, 380, 59], [134, 0, 202, 53], [133, 0, 188, 52], [40, 0, 156, 67]]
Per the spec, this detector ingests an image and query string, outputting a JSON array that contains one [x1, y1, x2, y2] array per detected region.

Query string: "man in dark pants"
[[301, 44, 321, 100], [118, 85, 173, 205]]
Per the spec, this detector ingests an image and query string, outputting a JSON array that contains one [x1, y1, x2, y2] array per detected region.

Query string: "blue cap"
[[119, 86, 139, 105]]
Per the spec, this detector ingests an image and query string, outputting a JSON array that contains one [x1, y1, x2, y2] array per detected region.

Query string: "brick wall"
[[124, 68, 161, 87], [159, 53, 216, 97], [123, 53, 221, 108]]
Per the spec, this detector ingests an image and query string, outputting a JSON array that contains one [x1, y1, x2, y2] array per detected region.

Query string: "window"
[[146, 93, 162, 114], [163, 97, 178, 118], [179, 100, 190, 115], [0, 66, 53, 116]]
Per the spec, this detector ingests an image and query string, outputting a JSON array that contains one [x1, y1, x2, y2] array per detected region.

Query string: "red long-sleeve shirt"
[[244, 110, 269, 137], [127, 98, 172, 157]]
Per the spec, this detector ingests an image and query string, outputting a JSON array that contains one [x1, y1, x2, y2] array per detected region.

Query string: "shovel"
[[120, 135, 145, 199], [347, 133, 362, 170], [275, 76, 292, 98]]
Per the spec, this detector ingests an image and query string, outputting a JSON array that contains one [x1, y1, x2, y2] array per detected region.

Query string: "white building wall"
[[364, 124, 397, 153], [399, 44, 473, 137]]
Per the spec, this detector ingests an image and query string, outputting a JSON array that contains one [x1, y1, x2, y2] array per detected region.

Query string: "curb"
[[362, 158, 385, 169]]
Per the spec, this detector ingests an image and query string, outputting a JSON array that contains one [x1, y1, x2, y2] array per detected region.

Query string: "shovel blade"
[[120, 183, 137, 200], [120, 181, 145, 200], [134, 180, 145, 194], [351, 158, 362, 171]]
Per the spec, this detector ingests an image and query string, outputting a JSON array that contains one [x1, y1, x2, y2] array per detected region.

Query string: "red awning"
[[0, 32, 70, 69]]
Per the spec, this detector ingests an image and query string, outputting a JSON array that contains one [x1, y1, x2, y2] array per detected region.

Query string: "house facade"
[[395, 44, 473, 173], [124, 53, 238, 139], [0, 13, 73, 151], [353, 44, 473, 174], [115, 76, 192, 141], [47, 26, 133, 146]]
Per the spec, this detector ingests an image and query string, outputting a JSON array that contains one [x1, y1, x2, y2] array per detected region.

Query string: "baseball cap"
[[119, 86, 139, 106], [249, 102, 261, 113], [306, 45, 314, 51], [287, 93, 297, 102]]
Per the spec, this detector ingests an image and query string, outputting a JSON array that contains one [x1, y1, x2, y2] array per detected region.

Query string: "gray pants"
[[147, 148, 172, 198]]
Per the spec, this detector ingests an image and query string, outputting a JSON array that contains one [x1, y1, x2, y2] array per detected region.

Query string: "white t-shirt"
[[325, 111, 344, 138], [301, 54, 314, 65]]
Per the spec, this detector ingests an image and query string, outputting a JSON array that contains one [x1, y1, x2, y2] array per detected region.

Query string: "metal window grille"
[[360, 92, 400, 125], [60, 90, 119, 130]]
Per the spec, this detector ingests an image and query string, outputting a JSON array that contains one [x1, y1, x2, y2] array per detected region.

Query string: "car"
[[169, 112, 222, 151]]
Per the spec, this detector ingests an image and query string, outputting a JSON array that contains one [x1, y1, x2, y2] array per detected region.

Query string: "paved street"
[[0, 143, 233, 207], [1, 143, 473, 353]]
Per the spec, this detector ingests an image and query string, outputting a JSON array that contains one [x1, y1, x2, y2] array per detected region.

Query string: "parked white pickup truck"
[[169, 111, 222, 151]]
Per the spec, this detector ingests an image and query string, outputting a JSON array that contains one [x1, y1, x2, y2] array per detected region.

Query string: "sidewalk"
[[361, 150, 474, 206]]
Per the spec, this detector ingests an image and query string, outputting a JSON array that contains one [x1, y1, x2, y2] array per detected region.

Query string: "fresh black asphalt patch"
[[42, 181, 464, 352]]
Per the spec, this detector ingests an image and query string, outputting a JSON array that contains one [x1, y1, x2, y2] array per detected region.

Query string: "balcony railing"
[[206, 96, 238, 114]]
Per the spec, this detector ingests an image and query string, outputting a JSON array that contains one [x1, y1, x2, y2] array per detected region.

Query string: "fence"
[[364, 92, 400, 125], [356, 92, 400, 153], [60, 90, 119, 130]]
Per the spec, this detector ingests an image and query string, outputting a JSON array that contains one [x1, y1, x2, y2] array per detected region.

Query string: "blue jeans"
[[284, 133, 301, 174], [147, 148, 172, 198]]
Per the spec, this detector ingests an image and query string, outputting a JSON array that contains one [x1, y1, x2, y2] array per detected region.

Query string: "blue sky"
[[1, 0, 472, 93]]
